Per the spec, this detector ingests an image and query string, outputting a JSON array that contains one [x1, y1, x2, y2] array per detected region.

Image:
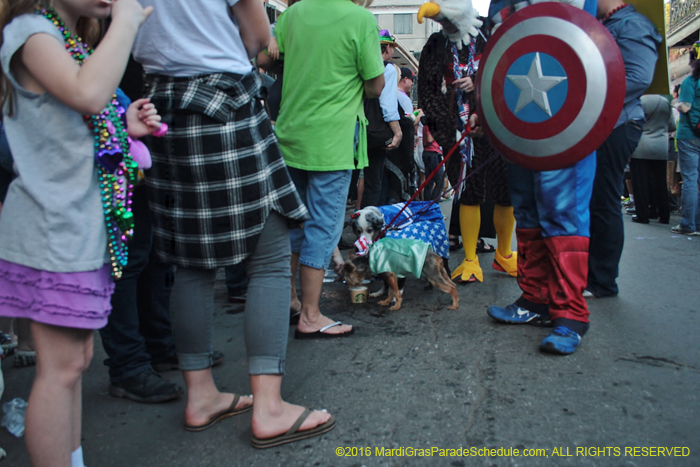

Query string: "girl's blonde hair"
[[0, 0, 100, 115]]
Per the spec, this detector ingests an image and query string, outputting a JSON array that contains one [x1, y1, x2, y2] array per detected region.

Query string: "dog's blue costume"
[[377, 201, 449, 259]]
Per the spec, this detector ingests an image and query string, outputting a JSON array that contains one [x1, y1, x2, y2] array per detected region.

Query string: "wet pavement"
[[1, 210, 699, 466]]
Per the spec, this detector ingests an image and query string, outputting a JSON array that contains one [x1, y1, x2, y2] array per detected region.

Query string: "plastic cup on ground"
[[349, 286, 368, 304]]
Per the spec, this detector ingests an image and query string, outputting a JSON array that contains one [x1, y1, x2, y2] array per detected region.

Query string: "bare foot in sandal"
[[251, 401, 332, 442]]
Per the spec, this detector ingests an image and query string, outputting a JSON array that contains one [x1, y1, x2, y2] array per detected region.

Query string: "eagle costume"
[[417, 0, 517, 283]]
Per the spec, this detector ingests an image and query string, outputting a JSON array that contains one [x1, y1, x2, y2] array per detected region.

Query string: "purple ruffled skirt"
[[0, 258, 114, 329]]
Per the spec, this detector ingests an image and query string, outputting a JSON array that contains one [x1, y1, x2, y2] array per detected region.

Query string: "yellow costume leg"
[[492, 204, 517, 277], [451, 204, 483, 282]]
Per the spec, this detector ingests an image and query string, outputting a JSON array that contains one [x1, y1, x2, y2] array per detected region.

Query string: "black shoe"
[[152, 350, 225, 373], [631, 215, 648, 224], [109, 369, 183, 403]]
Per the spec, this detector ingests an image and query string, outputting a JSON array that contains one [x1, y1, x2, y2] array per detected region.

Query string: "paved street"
[[1, 211, 699, 467]]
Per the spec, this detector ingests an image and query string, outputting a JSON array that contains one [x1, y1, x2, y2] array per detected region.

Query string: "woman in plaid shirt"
[[132, 0, 335, 447]]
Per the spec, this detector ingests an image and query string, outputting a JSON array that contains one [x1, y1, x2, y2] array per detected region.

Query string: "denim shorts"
[[288, 167, 352, 270]]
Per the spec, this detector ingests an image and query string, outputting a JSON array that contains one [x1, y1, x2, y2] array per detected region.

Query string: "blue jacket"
[[603, 5, 662, 127]]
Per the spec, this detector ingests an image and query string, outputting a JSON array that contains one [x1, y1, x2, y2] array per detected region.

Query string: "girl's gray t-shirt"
[[0, 14, 107, 272]]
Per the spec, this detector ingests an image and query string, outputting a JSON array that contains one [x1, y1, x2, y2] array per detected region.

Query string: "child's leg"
[[25, 322, 92, 467]]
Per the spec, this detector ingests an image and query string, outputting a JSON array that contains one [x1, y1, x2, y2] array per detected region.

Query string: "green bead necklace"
[[39, 6, 136, 280]]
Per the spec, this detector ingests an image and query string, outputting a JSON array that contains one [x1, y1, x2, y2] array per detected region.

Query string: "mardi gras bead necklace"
[[38, 6, 136, 280], [600, 3, 628, 23]]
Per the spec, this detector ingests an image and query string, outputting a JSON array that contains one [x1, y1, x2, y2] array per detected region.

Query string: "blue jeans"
[[288, 168, 352, 270], [588, 121, 643, 297], [676, 138, 700, 231], [170, 212, 290, 374], [225, 264, 249, 297], [99, 186, 176, 383], [508, 154, 595, 238]]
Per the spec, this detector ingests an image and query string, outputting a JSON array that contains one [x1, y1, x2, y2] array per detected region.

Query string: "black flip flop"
[[251, 409, 336, 449], [184, 394, 252, 432], [476, 239, 495, 253]]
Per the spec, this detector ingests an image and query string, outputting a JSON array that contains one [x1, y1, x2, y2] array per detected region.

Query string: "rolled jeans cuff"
[[249, 356, 285, 375], [177, 352, 213, 371]]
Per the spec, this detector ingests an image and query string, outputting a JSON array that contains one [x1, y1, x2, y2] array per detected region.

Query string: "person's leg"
[[676, 139, 699, 231], [290, 253, 301, 314], [355, 174, 365, 211], [361, 147, 387, 208], [650, 160, 670, 224], [588, 122, 642, 297], [15, 319, 33, 352], [72, 332, 93, 455], [487, 163, 551, 323], [493, 205, 517, 275], [451, 204, 483, 282], [224, 263, 249, 301], [629, 159, 649, 222], [25, 322, 92, 467], [243, 211, 333, 436], [538, 154, 596, 353], [507, 163, 547, 307], [287, 167, 309, 315], [100, 185, 154, 382], [170, 267, 252, 427], [297, 170, 353, 335], [422, 151, 439, 200], [139, 253, 178, 366]]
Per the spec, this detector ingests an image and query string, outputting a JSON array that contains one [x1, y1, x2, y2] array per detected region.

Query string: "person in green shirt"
[[274, 0, 385, 338]]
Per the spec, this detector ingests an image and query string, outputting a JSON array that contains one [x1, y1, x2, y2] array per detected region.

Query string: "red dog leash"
[[377, 126, 470, 239]]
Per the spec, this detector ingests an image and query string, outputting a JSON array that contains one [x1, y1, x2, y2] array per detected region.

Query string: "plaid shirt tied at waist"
[[143, 71, 309, 268]]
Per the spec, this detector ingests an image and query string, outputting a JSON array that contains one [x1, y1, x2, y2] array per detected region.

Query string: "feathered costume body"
[[417, 1, 516, 283]]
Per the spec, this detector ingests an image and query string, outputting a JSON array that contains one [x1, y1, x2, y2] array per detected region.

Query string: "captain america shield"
[[476, 2, 625, 171]]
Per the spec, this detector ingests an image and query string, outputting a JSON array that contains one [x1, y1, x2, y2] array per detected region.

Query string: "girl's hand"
[[126, 98, 162, 139], [110, 0, 154, 29]]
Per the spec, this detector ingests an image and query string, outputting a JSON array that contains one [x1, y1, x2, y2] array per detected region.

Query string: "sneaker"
[[0, 332, 17, 358], [582, 290, 596, 299], [671, 225, 700, 236], [152, 350, 225, 373], [539, 326, 582, 355], [487, 303, 551, 326], [622, 199, 634, 207], [109, 369, 184, 403]]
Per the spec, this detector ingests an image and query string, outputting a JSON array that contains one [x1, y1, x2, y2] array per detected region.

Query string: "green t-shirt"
[[274, 0, 384, 171]]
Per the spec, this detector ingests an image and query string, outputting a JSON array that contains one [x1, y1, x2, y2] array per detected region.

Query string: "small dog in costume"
[[343, 238, 459, 311], [349, 202, 451, 297]]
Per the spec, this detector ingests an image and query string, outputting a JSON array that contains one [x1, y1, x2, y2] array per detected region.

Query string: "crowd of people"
[[0, 0, 685, 464]]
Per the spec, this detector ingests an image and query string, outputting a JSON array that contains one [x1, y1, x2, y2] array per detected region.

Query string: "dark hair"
[[691, 50, 700, 79]]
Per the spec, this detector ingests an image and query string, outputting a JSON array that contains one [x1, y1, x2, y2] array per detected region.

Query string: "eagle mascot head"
[[417, 0, 483, 49]]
